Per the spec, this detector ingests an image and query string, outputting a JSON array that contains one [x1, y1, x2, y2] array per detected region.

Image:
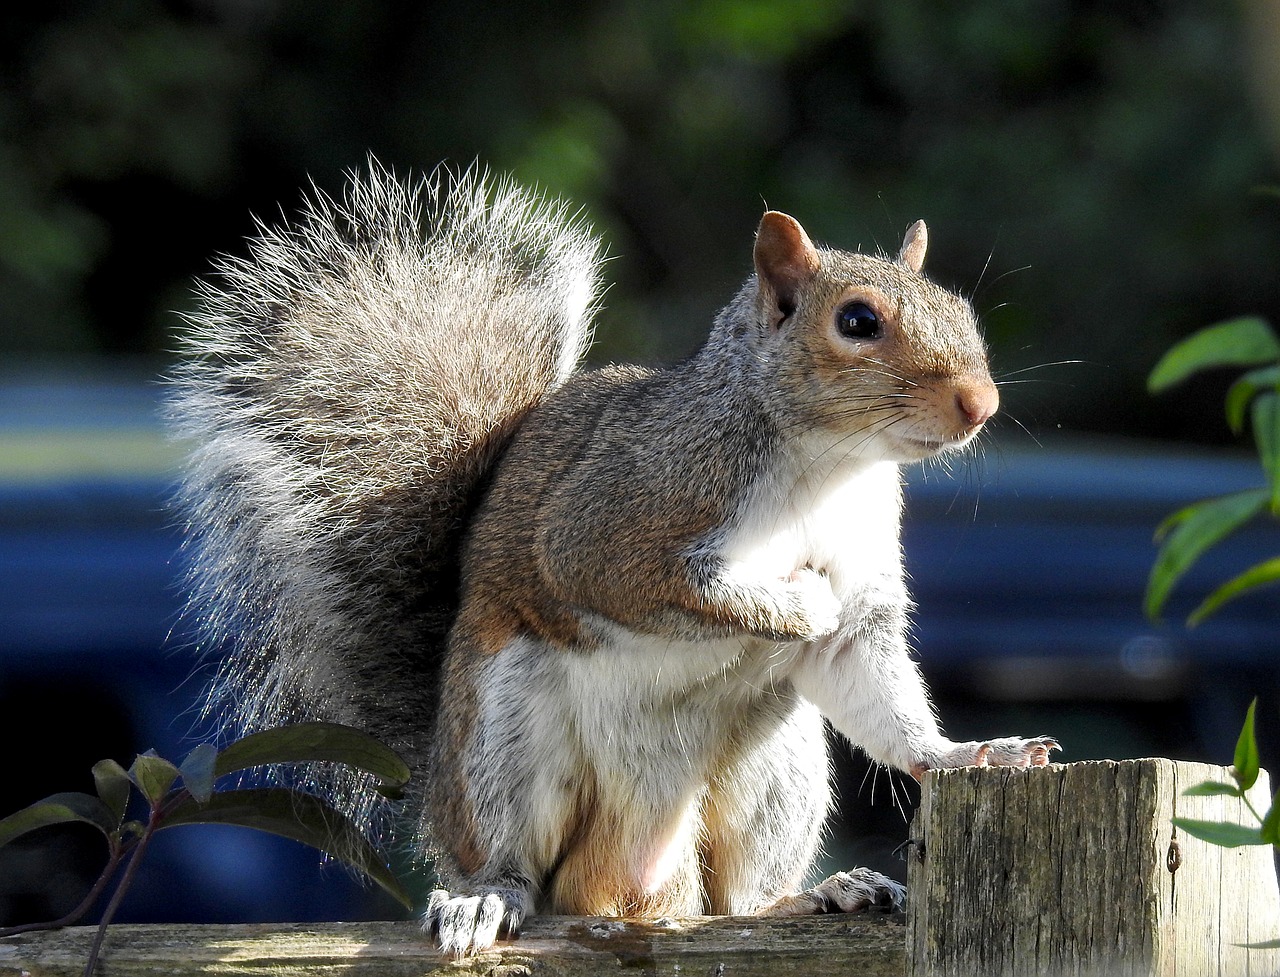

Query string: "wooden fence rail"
[[3, 759, 1277, 977], [0, 915, 907, 976]]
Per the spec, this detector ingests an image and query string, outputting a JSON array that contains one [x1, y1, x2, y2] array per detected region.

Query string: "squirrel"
[[169, 161, 1059, 955]]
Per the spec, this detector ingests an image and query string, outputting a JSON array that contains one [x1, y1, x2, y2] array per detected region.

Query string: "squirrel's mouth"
[[897, 429, 979, 457]]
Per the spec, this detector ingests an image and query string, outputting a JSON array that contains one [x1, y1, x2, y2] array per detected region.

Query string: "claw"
[[1023, 736, 1062, 767], [923, 735, 1063, 774]]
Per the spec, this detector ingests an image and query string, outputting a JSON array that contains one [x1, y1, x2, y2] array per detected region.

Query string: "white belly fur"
[[468, 458, 905, 902]]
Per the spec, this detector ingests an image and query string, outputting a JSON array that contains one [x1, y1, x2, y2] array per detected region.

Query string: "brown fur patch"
[[547, 803, 707, 917]]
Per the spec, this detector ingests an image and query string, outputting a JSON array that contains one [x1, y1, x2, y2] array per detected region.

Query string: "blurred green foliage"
[[1146, 316, 1280, 623], [2, 0, 1278, 443]]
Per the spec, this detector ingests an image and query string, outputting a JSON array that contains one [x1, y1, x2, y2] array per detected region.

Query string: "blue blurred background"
[[2, 0, 1278, 927]]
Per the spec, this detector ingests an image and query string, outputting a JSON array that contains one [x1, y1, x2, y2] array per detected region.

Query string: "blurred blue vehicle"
[[1, 373, 1275, 925]]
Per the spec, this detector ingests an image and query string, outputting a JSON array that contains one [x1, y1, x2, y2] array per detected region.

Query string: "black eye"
[[836, 301, 882, 340]]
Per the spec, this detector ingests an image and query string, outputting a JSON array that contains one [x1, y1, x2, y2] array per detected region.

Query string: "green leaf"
[[180, 744, 218, 804], [1148, 317, 1280, 393], [1253, 391, 1280, 510], [1260, 790, 1280, 846], [1144, 489, 1270, 619], [92, 759, 133, 825], [163, 788, 410, 908], [0, 792, 118, 849], [1225, 365, 1280, 434], [1172, 816, 1266, 847], [129, 752, 181, 805], [1241, 938, 1280, 949], [1182, 780, 1242, 798], [214, 723, 410, 791], [1233, 699, 1260, 793], [1189, 556, 1280, 626]]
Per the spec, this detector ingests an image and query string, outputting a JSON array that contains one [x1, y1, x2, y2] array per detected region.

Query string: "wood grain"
[[907, 758, 1280, 977], [1, 911, 906, 976]]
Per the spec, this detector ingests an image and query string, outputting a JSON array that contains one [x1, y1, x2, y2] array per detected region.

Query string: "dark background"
[[1, 0, 1278, 927]]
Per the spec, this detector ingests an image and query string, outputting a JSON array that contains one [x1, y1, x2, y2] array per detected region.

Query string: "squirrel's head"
[[748, 211, 998, 464]]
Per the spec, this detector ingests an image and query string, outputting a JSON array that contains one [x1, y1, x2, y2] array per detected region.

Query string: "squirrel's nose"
[[955, 380, 999, 428]]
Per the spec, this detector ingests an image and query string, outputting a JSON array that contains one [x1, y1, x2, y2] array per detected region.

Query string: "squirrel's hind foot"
[[424, 886, 528, 956], [757, 868, 905, 917]]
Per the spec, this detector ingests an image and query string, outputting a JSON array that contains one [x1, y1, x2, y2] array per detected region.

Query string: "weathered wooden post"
[[5, 759, 1279, 975], [907, 758, 1280, 977]]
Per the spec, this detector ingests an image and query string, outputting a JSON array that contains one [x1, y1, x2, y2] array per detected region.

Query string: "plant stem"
[[1243, 793, 1265, 825], [81, 814, 158, 977], [0, 847, 126, 938]]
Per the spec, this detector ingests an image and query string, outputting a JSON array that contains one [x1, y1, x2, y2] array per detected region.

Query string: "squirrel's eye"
[[836, 301, 882, 340]]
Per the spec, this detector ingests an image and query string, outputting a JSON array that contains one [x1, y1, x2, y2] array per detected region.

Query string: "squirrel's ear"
[[754, 212, 820, 325], [897, 219, 928, 274]]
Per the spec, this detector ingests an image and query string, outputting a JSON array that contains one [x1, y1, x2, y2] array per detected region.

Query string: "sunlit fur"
[[170, 162, 601, 837], [170, 167, 1057, 957]]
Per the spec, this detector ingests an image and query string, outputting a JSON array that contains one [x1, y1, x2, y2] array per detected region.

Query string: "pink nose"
[[955, 380, 999, 428]]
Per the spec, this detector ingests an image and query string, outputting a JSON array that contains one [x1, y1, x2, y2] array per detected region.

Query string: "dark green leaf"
[[1225, 365, 1280, 434], [129, 752, 181, 805], [1182, 780, 1242, 798], [163, 788, 410, 907], [1241, 938, 1280, 949], [1233, 699, 1260, 792], [214, 722, 410, 791], [0, 792, 117, 849], [1260, 790, 1280, 846], [1145, 489, 1269, 620], [180, 744, 218, 804], [1172, 816, 1265, 848], [1253, 392, 1280, 510], [1189, 557, 1280, 626], [1148, 317, 1280, 393], [92, 759, 133, 825]]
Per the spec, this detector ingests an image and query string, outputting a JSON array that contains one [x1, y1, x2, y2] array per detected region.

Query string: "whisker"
[[971, 241, 998, 298], [974, 262, 1031, 302], [994, 359, 1087, 381], [994, 411, 1044, 448]]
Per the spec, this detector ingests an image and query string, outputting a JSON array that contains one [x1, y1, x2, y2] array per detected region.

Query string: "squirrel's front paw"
[[911, 735, 1061, 780], [784, 567, 842, 640], [424, 886, 527, 956]]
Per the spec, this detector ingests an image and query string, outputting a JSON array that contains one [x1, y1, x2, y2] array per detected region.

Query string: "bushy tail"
[[168, 161, 603, 837]]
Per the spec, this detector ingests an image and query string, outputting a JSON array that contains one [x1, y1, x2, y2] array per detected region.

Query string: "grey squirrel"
[[170, 162, 1059, 955]]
